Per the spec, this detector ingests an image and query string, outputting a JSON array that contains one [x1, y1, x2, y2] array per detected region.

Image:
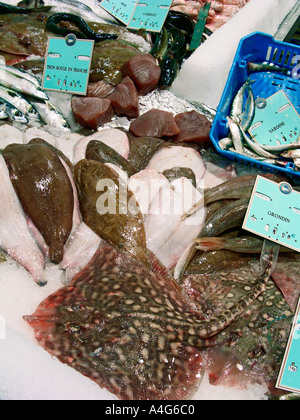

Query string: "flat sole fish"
[[25, 239, 275, 399]]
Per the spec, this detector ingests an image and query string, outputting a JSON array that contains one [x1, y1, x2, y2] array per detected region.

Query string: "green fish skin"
[[74, 159, 150, 269]]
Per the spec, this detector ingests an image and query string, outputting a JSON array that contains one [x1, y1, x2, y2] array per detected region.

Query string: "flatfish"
[[74, 159, 149, 268], [3, 143, 74, 264]]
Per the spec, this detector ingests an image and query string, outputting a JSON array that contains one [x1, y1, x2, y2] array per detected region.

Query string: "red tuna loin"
[[122, 54, 161, 95], [71, 97, 114, 130], [130, 109, 180, 138], [106, 76, 139, 118], [87, 80, 116, 99], [171, 111, 212, 147]]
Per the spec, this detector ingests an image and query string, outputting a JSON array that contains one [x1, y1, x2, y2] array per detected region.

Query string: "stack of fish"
[[0, 63, 71, 131], [219, 63, 300, 171]]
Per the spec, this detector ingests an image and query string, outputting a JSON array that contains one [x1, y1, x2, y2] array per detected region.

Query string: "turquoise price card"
[[127, 0, 173, 32], [100, 0, 138, 26], [249, 90, 300, 147], [243, 176, 300, 253], [277, 296, 300, 394], [42, 35, 94, 95]]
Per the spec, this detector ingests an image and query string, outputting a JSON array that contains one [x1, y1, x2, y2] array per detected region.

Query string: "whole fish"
[[281, 149, 300, 159], [0, 154, 46, 284], [0, 65, 48, 100], [239, 124, 278, 159], [0, 98, 28, 124], [227, 117, 244, 154], [74, 159, 150, 268], [24, 238, 275, 400], [182, 174, 282, 220], [260, 143, 300, 154], [0, 63, 41, 87], [0, 84, 40, 121], [247, 62, 289, 75], [174, 198, 249, 283], [195, 236, 291, 254], [230, 78, 252, 121], [239, 84, 255, 131], [32, 101, 71, 132], [3, 143, 74, 264]]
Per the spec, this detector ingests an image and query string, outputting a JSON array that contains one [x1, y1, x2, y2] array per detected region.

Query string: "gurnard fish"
[[184, 257, 294, 393], [3, 143, 74, 264], [25, 237, 275, 400], [0, 155, 45, 284]]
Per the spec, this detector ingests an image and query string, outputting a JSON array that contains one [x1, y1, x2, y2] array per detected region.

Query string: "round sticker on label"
[[255, 98, 267, 109], [279, 182, 293, 195]]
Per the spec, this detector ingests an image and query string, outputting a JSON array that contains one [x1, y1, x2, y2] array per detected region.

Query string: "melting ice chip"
[[77, 55, 90, 61], [255, 192, 272, 202], [293, 207, 300, 215]]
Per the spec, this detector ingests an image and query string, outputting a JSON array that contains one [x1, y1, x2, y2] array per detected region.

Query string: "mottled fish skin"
[[25, 241, 274, 400], [3, 143, 74, 264], [74, 159, 150, 268], [184, 261, 293, 391]]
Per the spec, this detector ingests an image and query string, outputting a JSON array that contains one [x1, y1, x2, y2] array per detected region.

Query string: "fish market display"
[[0, 0, 299, 403]]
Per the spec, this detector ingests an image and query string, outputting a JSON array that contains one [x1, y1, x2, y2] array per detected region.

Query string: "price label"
[[100, 0, 138, 26], [249, 90, 300, 147], [99, 0, 172, 33], [243, 176, 300, 253], [42, 35, 94, 95], [277, 296, 300, 394]]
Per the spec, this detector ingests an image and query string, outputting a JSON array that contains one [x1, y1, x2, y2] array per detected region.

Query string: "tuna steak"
[[122, 54, 161, 95], [3, 143, 74, 264], [106, 76, 139, 118], [130, 109, 180, 138], [71, 97, 114, 130], [171, 111, 212, 147]]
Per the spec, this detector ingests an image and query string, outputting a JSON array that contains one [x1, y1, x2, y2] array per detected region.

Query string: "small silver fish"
[[0, 65, 48, 101], [230, 78, 252, 120], [248, 62, 289, 75], [281, 149, 300, 159], [0, 98, 28, 124], [0, 84, 40, 121], [33, 100, 71, 132], [239, 125, 277, 159], [0, 63, 41, 87], [227, 117, 244, 154], [261, 143, 300, 154], [239, 85, 255, 131]]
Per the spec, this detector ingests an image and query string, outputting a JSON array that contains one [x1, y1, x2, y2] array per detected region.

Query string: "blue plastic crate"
[[210, 32, 300, 181]]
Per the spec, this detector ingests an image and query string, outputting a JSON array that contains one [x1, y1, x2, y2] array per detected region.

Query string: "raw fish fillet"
[[71, 97, 114, 130], [60, 222, 102, 282], [130, 109, 180, 138], [122, 54, 161, 95], [0, 155, 45, 284], [144, 178, 206, 269], [146, 145, 206, 188], [106, 76, 139, 118], [73, 129, 130, 165]]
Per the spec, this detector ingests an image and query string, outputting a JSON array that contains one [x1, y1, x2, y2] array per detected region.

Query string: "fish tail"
[[194, 237, 224, 251]]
